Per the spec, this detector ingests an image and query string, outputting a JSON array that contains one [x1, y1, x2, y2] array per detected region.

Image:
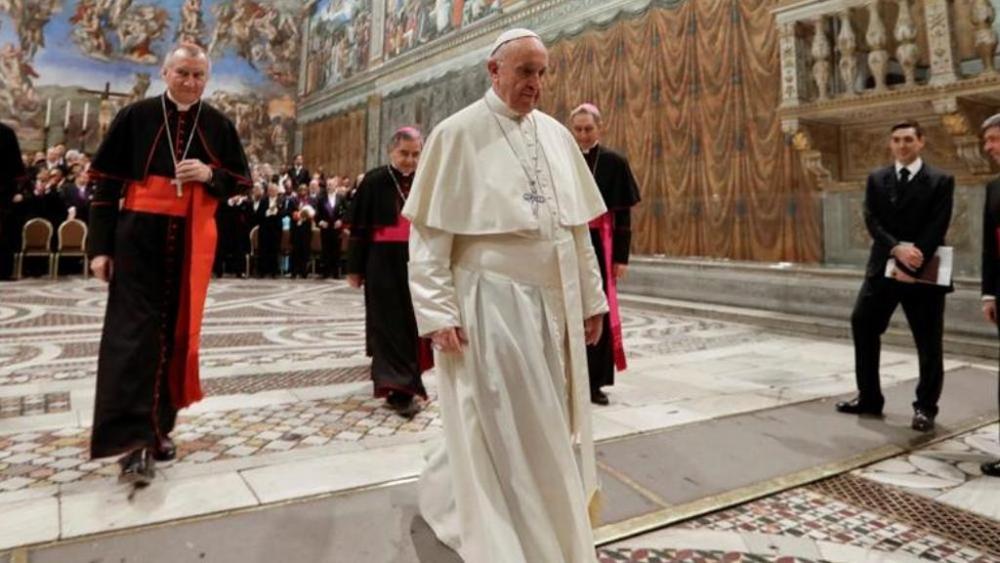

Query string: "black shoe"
[[387, 392, 420, 419], [118, 447, 156, 486], [153, 437, 176, 462], [590, 389, 610, 406], [835, 398, 883, 416], [981, 460, 1000, 477], [911, 409, 935, 432]]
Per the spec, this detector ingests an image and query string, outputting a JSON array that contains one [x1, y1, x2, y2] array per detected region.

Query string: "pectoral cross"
[[173, 178, 183, 198], [522, 185, 546, 216]]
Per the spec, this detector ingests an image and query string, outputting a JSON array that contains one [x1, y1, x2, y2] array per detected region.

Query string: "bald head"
[[162, 43, 211, 106], [487, 37, 548, 115]]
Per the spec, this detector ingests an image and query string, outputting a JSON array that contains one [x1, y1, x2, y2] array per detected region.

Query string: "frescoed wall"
[[303, 0, 372, 95], [0, 0, 303, 167], [383, 0, 499, 59]]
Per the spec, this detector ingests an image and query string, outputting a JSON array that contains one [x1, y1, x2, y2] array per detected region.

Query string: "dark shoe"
[[835, 398, 883, 416], [153, 437, 176, 462], [981, 460, 1000, 477], [118, 447, 156, 486], [591, 389, 610, 406], [911, 409, 935, 432], [387, 392, 420, 419]]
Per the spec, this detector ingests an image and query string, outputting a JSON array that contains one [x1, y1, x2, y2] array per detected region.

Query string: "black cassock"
[[347, 165, 427, 400], [583, 144, 641, 393], [88, 95, 250, 459], [0, 122, 27, 279]]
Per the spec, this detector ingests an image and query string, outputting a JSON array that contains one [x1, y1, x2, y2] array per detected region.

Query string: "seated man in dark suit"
[[837, 121, 955, 433], [977, 113, 1000, 477]]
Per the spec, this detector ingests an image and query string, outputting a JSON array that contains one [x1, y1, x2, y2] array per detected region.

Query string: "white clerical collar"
[[165, 89, 197, 112], [894, 157, 922, 180], [486, 88, 531, 121], [582, 142, 599, 155]]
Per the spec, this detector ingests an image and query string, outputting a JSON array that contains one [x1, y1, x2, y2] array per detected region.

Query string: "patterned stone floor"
[[1, 278, 998, 562]]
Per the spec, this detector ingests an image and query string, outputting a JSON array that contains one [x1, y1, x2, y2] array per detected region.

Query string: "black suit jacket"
[[862, 163, 954, 287], [981, 179, 1000, 297]]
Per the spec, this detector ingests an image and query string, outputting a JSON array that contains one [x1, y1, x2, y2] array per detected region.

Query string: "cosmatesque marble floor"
[[0, 277, 997, 562]]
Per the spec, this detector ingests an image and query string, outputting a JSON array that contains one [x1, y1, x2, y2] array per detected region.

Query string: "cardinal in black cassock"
[[87, 44, 251, 484], [570, 104, 641, 406], [0, 122, 27, 280], [347, 127, 430, 418]]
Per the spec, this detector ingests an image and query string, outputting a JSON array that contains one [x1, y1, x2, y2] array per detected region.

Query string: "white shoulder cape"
[[402, 98, 606, 234]]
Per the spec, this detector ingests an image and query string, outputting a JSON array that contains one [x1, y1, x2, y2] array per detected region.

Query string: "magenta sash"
[[589, 212, 627, 371]]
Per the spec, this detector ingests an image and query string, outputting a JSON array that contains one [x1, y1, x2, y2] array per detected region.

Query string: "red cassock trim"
[[123, 175, 218, 409], [372, 215, 412, 242], [589, 212, 627, 372]]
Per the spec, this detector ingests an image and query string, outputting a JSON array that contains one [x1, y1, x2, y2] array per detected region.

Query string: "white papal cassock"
[[403, 88, 609, 563]]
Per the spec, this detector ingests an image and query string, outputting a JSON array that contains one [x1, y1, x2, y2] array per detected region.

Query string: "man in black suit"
[[978, 113, 1000, 477], [316, 178, 346, 278], [837, 121, 955, 432], [287, 154, 310, 188]]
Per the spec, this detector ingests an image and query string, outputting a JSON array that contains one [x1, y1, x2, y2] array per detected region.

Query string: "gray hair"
[[982, 113, 1000, 134], [162, 42, 212, 74]]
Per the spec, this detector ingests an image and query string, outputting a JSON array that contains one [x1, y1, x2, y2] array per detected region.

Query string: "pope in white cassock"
[[403, 28, 609, 563]]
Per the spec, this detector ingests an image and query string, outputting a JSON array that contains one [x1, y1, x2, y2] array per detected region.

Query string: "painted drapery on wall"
[[366, 0, 821, 261], [383, 0, 500, 59], [0, 0, 302, 167], [304, 0, 372, 94], [302, 106, 368, 178], [542, 0, 820, 261]]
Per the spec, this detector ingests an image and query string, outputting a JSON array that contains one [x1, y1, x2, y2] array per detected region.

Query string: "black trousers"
[[851, 277, 946, 415], [320, 229, 342, 278]]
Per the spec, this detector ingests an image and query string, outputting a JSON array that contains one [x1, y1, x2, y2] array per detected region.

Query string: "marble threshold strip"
[[592, 415, 999, 546]]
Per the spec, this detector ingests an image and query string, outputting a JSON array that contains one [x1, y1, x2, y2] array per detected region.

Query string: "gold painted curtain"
[[302, 107, 369, 179], [542, 0, 821, 261]]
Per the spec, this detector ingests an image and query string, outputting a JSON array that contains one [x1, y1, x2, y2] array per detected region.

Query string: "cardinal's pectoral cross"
[[173, 178, 184, 198], [522, 183, 546, 217]]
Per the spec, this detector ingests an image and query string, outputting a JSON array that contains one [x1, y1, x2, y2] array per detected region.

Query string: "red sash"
[[589, 212, 627, 371], [123, 175, 218, 409], [373, 215, 411, 242]]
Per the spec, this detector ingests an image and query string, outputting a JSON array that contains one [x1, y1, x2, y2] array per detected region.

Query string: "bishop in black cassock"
[[87, 44, 251, 484], [347, 128, 430, 418], [570, 104, 641, 405]]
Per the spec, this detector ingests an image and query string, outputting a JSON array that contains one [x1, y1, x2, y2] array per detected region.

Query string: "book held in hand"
[[884, 243, 953, 286]]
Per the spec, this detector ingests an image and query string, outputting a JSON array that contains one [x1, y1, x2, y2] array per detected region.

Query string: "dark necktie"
[[891, 168, 909, 206]]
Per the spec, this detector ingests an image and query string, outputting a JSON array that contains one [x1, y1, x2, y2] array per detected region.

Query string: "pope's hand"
[[175, 159, 212, 184], [584, 314, 604, 346], [346, 274, 363, 288], [431, 327, 467, 354], [90, 255, 113, 282]]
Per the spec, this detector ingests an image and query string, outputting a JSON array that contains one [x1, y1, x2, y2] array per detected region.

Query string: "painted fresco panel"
[[304, 0, 372, 93], [0, 0, 303, 167], [383, 0, 499, 60]]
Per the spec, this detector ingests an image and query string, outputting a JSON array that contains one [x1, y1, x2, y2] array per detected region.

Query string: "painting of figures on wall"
[[0, 0, 304, 169], [383, 0, 499, 59], [304, 0, 371, 94]]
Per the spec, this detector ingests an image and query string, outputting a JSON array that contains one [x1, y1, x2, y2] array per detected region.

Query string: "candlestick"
[[44, 98, 51, 127], [64, 100, 71, 129], [82, 101, 89, 131]]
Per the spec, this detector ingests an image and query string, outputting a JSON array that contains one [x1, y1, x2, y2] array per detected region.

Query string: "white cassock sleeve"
[[574, 224, 609, 319], [409, 224, 461, 336]]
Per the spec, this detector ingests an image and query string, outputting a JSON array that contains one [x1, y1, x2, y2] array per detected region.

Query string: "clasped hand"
[[175, 159, 212, 184]]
